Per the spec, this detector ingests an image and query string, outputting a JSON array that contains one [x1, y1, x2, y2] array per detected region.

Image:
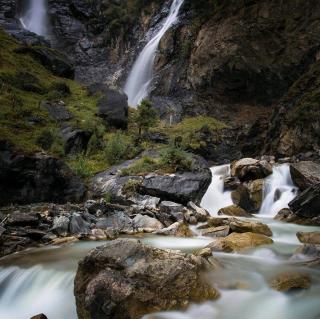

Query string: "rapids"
[[0, 164, 319, 319]]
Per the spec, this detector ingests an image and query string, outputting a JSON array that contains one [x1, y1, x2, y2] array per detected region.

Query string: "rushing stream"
[[0, 164, 319, 319], [124, 0, 185, 107]]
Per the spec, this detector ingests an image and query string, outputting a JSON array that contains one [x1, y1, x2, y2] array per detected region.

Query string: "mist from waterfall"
[[124, 0, 185, 107], [20, 0, 48, 36]]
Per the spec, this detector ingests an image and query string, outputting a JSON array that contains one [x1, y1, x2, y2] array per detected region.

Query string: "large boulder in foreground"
[[289, 184, 320, 218], [74, 239, 219, 319], [290, 161, 320, 191], [0, 145, 85, 205]]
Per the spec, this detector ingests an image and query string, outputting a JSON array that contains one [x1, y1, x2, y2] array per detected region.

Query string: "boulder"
[[187, 202, 210, 222], [246, 179, 264, 211], [96, 211, 132, 232], [231, 158, 272, 181], [31, 314, 48, 319], [229, 219, 273, 237], [218, 205, 252, 217], [97, 88, 128, 129], [231, 185, 256, 213], [290, 161, 320, 191], [129, 194, 160, 210], [159, 201, 184, 214], [60, 127, 92, 155], [0, 148, 86, 206], [155, 222, 194, 237], [206, 232, 273, 252], [205, 217, 230, 228], [289, 184, 320, 218], [201, 225, 230, 238], [274, 208, 320, 226], [133, 214, 164, 230], [40, 100, 73, 121], [269, 271, 311, 292], [69, 213, 91, 235], [51, 215, 70, 236], [5, 212, 39, 227], [74, 239, 219, 319], [297, 232, 320, 245], [15, 46, 74, 78]]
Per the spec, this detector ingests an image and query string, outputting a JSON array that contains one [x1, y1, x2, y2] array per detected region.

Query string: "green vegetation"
[[122, 179, 142, 196]]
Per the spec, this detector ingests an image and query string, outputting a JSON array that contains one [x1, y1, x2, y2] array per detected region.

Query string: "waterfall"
[[19, 0, 48, 36], [124, 0, 185, 107], [259, 164, 298, 217], [201, 165, 233, 215]]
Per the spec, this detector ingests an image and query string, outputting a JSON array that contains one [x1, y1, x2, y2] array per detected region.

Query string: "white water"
[[124, 0, 185, 107], [201, 165, 233, 215], [0, 163, 319, 319], [259, 164, 298, 217], [19, 0, 48, 36]]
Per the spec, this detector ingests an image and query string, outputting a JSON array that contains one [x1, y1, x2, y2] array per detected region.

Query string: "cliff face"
[[1, 0, 319, 158]]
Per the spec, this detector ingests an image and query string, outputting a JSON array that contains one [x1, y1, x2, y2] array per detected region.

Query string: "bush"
[[120, 156, 157, 176], [104, 132, 130, 165], [159, 147, 193, 172], [49, 82, 71, 97], [36, 129, 54, 150], [122, 179, 142, 196], [69, 154, 95, 178]]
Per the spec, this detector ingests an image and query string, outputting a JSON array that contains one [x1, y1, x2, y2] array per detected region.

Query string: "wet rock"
[[246, 179, 264, 211], [229, 220, 273, 237], [205, 217, 230, 228], [74, 239, 219, 319], [218, 205, 252, 217], [130, 194, 160, 210], [40, 100, 73, 121], [133, 214, 164, 230], [90, 228, 118, 241], [31, 314, 48, 319], [97, 88, 128, 129], [188, 202, 210, 222], [289, 184, 320, 218], [96, 211, 132, 232], [274, 208, 320, 226], [297, 232, 320, 245], [224, 176, 241, 190], [160, 201, 184, 214], [51, 215, 70, 237], [51, 236, 79, 245], [69, 213, 91, 235], [155, 221, 193, 237], [84, 200, 108, 215], [231, 185, 255, 213], [269, 271, 311, 292], [206, 232, 273, 252], [201, 225, 230, 238], [6, 212, 39, 227], [0, 225, 5, 237], [25, 229, 47, 240], [231, 158, 272, 181], [290, 161, 320, 191]]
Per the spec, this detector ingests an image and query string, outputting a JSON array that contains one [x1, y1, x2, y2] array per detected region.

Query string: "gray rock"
[[159, 201, 184, 214], [74, 239, 219, 319], [129, 194, 160, 210], [69, 213, 91, 235], [41, 101, 73, 121], [231, 158, 272, 181], [60, 126, 92, 155], [6, 212, 39, 227], [188, 202, 210, 222], [52, 215, 70, 236], [133, 214, 164, 230], [289, 184, 320, 218], [96, 211, 132, 232], [290, 161, 320, 191]]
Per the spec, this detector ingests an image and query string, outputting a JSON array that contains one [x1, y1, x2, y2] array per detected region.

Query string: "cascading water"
[[19, 0, 48, 36], [259, 164, 298, 217], [201, 165, 233, 215], [124, 0, 185, 107]]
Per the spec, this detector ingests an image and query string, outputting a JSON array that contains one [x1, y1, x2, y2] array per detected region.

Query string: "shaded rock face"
[[74, 239, 219, 319], [0, 145, 86, 206], [290, 162, 320, 191], [289, 184, 320, 218], [274, 208, 320, 226]]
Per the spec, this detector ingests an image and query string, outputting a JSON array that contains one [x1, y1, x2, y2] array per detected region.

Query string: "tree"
[[133, 100, 158, 138]]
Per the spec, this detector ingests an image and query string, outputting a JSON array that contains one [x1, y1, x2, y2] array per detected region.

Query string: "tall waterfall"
[[124, 0, 185, 107], [20, 0, 48, 36]]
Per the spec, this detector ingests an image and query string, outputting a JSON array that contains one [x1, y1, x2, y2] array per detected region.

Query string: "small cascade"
[[124, 0, 185, 107], [201, 165, 233, 215], [259, 164, 298, 217], [19, 0, 48, 36]]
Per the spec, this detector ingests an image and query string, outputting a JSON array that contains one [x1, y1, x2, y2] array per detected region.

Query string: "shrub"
[[104, 132, 129, 165], [49, 82, 71, 97], [122, 179, 142, 196], [120, 156, 157, 176], [36, 129, 54, 150], [69, 154, 95, 178], [159, 147, 193, 172]]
